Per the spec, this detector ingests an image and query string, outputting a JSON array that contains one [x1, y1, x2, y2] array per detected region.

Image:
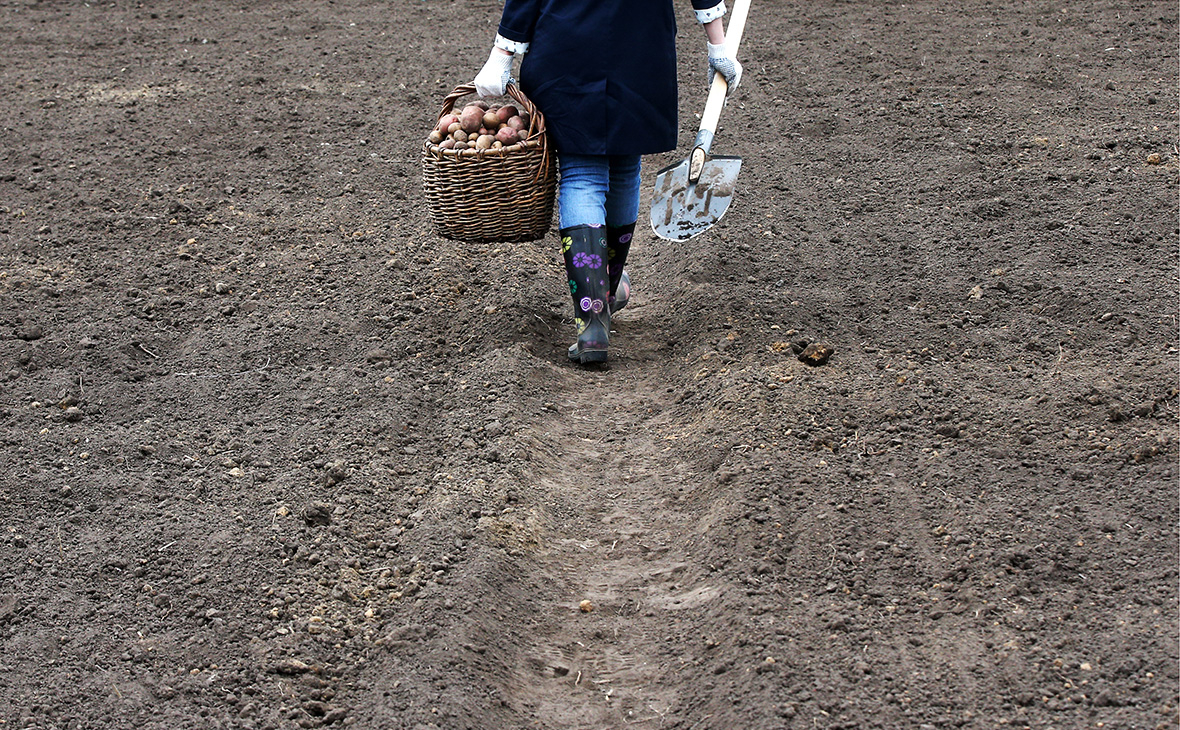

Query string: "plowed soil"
[[1, 2, 1177, 729]]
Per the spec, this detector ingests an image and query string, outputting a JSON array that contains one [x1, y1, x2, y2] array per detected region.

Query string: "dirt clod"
[[302, 503, 333, 526], [273, 659, 313, 675], [798, 342, 835, 366], [16, 325, 43, 341]]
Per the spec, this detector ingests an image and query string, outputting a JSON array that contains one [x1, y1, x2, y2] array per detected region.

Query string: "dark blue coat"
[[498, 0, 724, 156]]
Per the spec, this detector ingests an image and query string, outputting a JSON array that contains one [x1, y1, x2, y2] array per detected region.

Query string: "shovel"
[[651, 0, 751, 240]]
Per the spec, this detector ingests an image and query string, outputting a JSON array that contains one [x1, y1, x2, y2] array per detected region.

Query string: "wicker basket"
[[422, 83, 556, 243]]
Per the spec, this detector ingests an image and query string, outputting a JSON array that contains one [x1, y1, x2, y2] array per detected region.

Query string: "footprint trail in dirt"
[[502, 360, 722, 727]]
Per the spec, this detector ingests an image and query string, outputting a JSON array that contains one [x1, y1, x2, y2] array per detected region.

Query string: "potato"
[[495, 126, 520, 145], [459, 106, 483, 133], [496, 105, 518, 123], [428, 100, 534, 155]]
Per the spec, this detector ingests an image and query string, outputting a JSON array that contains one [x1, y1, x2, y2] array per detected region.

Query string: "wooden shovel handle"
[[698, 0, 751, 143]]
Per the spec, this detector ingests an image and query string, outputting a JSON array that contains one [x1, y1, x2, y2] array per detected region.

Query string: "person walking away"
[[473, 0, 742, 364]]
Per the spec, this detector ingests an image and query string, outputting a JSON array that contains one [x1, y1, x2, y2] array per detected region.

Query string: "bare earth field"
[[0, 1, 1177, 729]]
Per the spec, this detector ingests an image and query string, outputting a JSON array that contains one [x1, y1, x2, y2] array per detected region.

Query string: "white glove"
[[474, 49, 514, 98], [707, 41, 743, 94]]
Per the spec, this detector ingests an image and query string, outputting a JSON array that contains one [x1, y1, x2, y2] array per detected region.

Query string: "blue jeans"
[[557, 153, 641, 230]]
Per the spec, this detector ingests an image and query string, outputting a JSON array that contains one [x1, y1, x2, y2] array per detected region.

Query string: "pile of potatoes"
[[427, 100, 534, 154]]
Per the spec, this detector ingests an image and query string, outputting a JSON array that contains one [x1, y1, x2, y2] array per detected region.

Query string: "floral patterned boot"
[[561, 225, 611, 364], [607, 222, 634, 314]]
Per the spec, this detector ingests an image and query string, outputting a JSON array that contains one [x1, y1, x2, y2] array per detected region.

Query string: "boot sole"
[[568, 345, 608, 364]]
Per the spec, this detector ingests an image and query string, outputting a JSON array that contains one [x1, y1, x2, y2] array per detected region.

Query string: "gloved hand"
[[474, 48, 513, 98], [707, 41, 743, 94]]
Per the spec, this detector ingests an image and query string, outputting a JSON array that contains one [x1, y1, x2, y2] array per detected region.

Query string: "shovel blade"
[[650, 155, 742, 240]]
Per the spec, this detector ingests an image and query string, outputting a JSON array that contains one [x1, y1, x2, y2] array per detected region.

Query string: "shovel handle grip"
[[698, 0, 751, 144]]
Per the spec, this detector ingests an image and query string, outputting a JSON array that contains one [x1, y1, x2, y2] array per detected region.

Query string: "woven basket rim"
[[423, 136, 543, 158]]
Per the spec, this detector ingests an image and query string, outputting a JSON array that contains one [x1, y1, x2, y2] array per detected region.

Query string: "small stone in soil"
[[798, 342, 835, 366], [579, 599, 594, 613]]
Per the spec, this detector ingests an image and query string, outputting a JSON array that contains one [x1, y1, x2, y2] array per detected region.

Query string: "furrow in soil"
[[499, 369, 713, 728]]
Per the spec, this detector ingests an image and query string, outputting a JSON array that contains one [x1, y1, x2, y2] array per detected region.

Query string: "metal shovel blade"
[[650, 155, 742, 240]]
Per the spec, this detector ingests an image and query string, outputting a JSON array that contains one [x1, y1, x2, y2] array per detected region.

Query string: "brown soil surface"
[[1, 2, 1177, 729]]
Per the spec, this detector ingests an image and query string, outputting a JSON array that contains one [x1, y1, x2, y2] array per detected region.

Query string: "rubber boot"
[[561, 225, 611, 364], [607, 223, 635, 314]]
